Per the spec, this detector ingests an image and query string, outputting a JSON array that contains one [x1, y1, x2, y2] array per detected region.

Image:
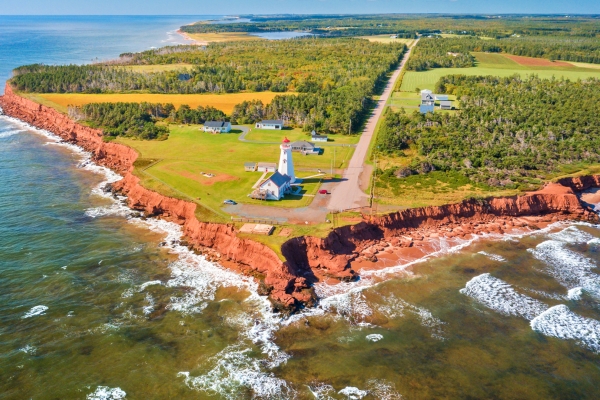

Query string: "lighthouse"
[[278, 137, 295, 183]]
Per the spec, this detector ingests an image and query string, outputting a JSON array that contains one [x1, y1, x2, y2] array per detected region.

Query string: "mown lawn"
[[244, 127, 360, 145], [116, 125, 354, 219], [33, 92, 286, 114]]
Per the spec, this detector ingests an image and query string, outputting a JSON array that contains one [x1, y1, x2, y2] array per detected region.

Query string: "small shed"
[[255, 120, 284, 130], [244, 162, 257, 172], [440, 101, 454, 110], [257, 162, 277, 173]]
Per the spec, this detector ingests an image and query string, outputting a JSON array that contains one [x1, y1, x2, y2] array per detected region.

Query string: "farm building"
[[290, 141, 320, 155], [251, 171, 292, 201], [420, 89, 435, 114], [203, 121, 232, 133], [257, 162, 277, 172], [244, 162, 257, 172], [255, 120, 284, 130], [440, 101, 454, 110], [311, 130, 328, 142], [435, 94, 449, 101]]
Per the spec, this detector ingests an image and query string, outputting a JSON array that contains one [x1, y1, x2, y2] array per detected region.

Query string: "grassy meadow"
[[116, 125, 354, 220], [400, 52, 600, 92], [32, 92, 284, 114], [186, 32, 264, 44], [358, 35, 415, 45], [245, 128, 360, 145]]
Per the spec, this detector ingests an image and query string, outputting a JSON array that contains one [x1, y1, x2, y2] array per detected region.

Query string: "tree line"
[[69, 102, 226, 140], [407, 36, 600, 71], [376, 75, 600, 189], [12, 38, 406, 134]]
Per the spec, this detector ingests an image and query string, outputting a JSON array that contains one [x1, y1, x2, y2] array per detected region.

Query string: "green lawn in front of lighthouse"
[[244, 127, 360, 145], [115, 124, 355, 222]]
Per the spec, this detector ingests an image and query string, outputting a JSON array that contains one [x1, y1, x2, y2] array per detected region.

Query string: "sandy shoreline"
[[176, 29, 203, 46]]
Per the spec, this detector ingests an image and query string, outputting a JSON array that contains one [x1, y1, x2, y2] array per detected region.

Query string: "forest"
[[407, 36, 600, 71], [182, 15, 600, 39], [11, 38, 406, 134], [376, 75, 600, 188], [69, 102, 226, 140]]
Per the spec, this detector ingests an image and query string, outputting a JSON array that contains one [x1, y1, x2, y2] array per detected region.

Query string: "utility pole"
[[333, 147, 336, 172]]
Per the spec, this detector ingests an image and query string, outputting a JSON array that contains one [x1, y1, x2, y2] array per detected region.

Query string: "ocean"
[[1, 16, 600, 400]]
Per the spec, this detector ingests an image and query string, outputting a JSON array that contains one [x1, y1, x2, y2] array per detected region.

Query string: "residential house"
[[310, 130, 328, 143], [290, 140, 321, 155], [255, 120, 284, 130], [203, 121, 232, 133], [244, 162, 257, 172], [256, 171, 292, 200], [420, 89, 435, 114]]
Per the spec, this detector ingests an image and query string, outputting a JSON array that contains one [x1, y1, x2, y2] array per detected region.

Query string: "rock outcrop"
[[2, 83, 600, 312]]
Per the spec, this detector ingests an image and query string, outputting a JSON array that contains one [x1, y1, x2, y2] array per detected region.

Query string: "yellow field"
[[35, 92, 285, 114], [118, 64, 194, 73], [358, 35, 414, 45], [187, 32, 264, 44]]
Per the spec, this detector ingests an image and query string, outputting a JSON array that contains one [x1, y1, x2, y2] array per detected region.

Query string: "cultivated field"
[[34, 92, 285, 114], [186, 32, 263, 44], [116, 125, 354, 220], [358, 35, 415, 45], [118, 64, 194, 73], [399, 53, 600, 92]]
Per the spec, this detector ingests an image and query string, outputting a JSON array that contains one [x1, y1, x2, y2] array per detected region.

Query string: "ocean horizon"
[[2, 15, 600, 399]]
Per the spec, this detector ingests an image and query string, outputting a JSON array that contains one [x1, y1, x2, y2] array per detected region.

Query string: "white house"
[[311, 130, 328, 143], [203, 121, 232, 133], [420, 89, 435, 114], [257, 162, 277, 172], [255, 120, 284, 130], [257, 171, 292, 200]]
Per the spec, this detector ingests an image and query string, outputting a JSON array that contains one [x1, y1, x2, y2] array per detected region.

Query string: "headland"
[[2, 82, 600, 313]]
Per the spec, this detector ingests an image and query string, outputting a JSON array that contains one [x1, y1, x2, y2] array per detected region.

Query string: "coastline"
[[2, 82, 600, 313], [176, 29, 202, 46]]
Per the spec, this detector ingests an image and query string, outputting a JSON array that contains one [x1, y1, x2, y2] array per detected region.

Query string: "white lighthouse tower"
[[278, 137, 295, 183]]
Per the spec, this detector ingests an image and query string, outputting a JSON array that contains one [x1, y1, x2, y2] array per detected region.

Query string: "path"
[[327, 39, 419, 212], [235, 125, 356, 148]]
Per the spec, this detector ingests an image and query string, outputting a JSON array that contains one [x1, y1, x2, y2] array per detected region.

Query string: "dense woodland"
[[69, 102, 226, 139], [376, 75, 600, 188], [407, 36, 600, 71], [182, 15, 600, 39], [12, 38, 405, 134]]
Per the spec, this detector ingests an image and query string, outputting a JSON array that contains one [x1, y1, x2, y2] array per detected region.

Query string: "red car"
[[318, 189, 328, 195]]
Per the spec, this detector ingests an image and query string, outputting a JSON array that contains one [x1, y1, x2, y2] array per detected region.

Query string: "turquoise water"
[[2, 16, 600, 400]]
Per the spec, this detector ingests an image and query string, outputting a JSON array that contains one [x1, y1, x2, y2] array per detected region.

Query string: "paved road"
[[327, 40, 419, 212]]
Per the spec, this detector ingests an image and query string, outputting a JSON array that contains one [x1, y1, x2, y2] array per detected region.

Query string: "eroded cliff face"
[[0, 84, 313, 310], [3, 83, 600, 312]]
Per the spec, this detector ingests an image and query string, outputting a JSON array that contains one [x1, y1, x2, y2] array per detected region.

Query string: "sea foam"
[[460, 274, 548, 320], [531, 305, 600, 353], [86, 386, 126, 400], [22, 305, 49, 319]]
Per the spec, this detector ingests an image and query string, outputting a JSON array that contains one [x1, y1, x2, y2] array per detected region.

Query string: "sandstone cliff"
[[2, 83, 600, 312]]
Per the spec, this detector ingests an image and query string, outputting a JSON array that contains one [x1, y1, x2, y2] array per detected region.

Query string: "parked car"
[[223, 199, 237, 205], [318, 189, 328, 195]]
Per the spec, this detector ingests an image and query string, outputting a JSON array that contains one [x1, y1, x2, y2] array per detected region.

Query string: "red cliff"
[[2, 83, 600, 312]]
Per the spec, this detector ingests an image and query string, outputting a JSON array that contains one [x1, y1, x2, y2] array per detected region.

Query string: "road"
[[327, 39, 419, 212]]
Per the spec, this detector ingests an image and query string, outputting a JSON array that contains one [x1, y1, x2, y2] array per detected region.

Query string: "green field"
[[116, 125, 354, 220], [400, 52, 600, 92], [387, 92, 457, 113], [244, 127, 360, 145]]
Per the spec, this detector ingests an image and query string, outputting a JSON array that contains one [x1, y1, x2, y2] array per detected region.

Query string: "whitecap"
[[138, 280, 162, 292], [366, 334, 383, 342], [548, 226, 594, 244], [529, 240, 600, 298], [530, 304, 600, 353], [460, 274, 548, 320], [19, 344, 37, 355], [568, 287, 584, 301], [338, 386, 368, 399], [22, 305, 48, 319], [86, 386, 126, 400], [477, 251, 506, 262], [0, 129, 23, 139]]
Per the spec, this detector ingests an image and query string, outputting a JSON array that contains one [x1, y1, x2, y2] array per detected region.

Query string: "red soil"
[[504, 54, 573, 67]]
